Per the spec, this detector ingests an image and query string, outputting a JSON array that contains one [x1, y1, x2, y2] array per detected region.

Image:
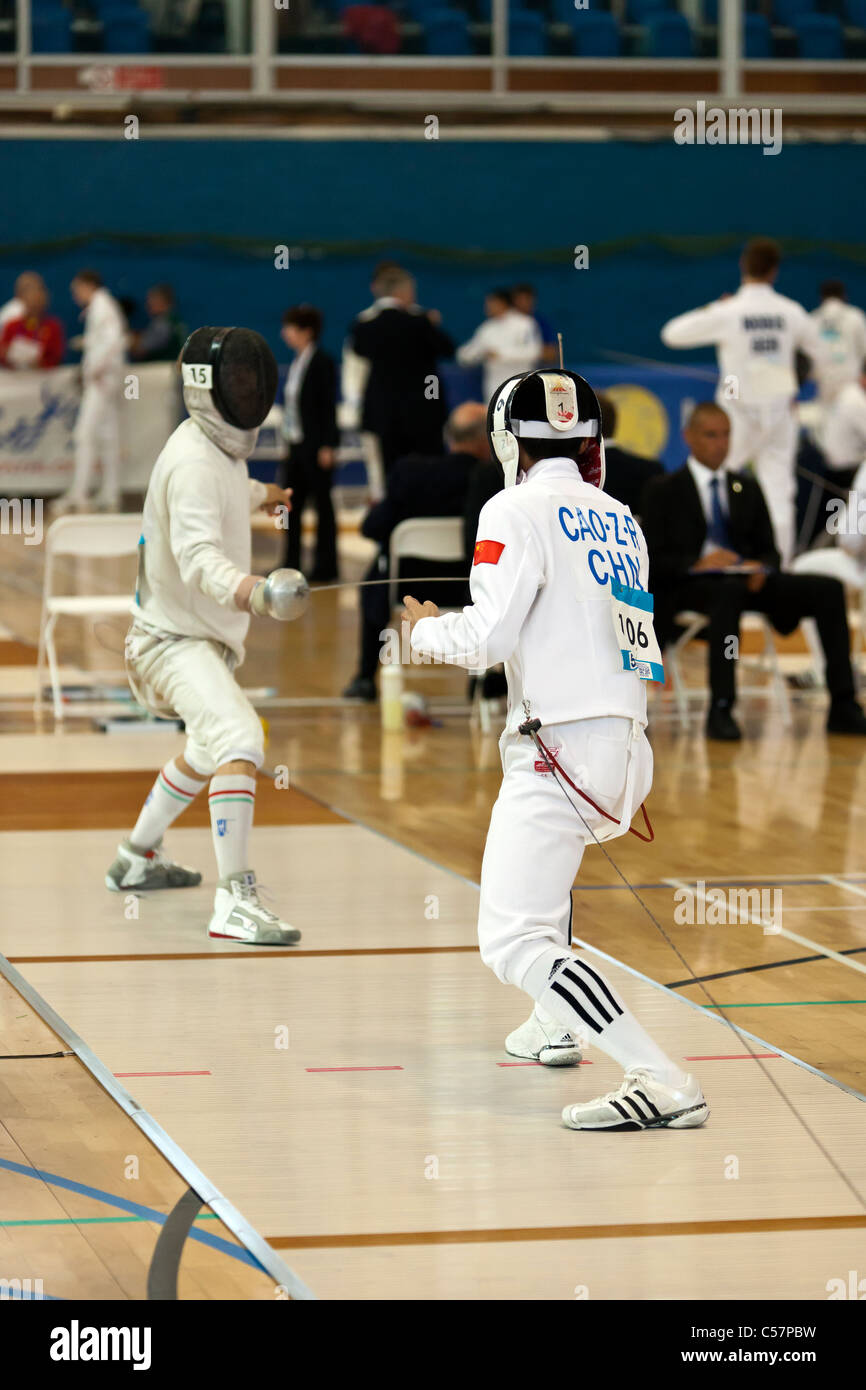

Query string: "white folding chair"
[[36, 513, 142, 723], [387, 516, 465, 610], [667, 608, 792, 731]]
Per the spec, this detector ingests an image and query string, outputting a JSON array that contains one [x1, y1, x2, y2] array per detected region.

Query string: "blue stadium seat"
[[794, 12, 843, 55], [627, 0, 669, 24], [31, 6, 72, 51], [509, 8, 548, 54], [703, 0, 717, 23], [845, 0, 866, 25], [103, 9, 150, 51], [646, 11, 694, 55], [744, 12, 772, 56], [423, 7, 472, 54], [568, 9, 621, 55], [774, 0, 813, 24]]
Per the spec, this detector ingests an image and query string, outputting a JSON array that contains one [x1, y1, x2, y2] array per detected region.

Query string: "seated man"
[[641, 401, 866, 742], [597, 392, 664, 519], [343, 401, 489, 701]]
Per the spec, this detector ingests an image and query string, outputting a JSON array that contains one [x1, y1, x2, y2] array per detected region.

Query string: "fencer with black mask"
[[404, 370, 709, 1131], [108, 327, 310, 944]]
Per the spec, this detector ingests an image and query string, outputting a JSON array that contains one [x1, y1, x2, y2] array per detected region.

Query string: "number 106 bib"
[[610, 580, 664, 683]]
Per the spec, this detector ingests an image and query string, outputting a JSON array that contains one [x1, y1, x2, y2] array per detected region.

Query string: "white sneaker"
[[105, 838, 202, 892], [208, 871, 301, 945], [505, 1007, 582, 1066], [562, 1068, 709, 1132]]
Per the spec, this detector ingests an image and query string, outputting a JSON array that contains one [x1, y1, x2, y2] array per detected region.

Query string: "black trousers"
[[280, 444, 337, 579], [663, 572, 855, 705]]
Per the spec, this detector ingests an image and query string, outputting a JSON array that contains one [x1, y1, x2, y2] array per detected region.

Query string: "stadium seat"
[[744, 12, 773, 57], [509, 8, 548, 54], [844, 0, 866, 26], [627, 0, 669, 25], [568, 9, 621, 55], [645, 11, 694, 56], [31, 6, 72, 51], [774, 0, 814, 25], [103, 9, 150, 51], [794, 12, 843, 55], [423, 7, 472, 54]]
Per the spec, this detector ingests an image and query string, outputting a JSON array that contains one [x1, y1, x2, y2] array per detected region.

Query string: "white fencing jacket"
[[82, 287, 127, 384], [410, 457, 648, 736], [457, 310, 542, 403], [661, 281, 822, 406], [132, 416, 268, 664], [810, 297, 866, 402], [824, 380, 866, 469]]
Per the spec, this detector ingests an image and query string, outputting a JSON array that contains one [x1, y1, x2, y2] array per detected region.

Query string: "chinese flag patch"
[[473, 539, 505, 566]]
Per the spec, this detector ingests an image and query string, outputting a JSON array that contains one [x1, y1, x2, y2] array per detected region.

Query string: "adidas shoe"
[[105, 838, 202, 892], [207, 871, 301, 945], [505, 1007, 582, 1067], [562, 1069, 709, 1131]]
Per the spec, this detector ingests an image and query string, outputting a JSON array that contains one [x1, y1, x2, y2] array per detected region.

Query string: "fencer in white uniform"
[[810, 283, 866, 405], [58, 272, 127, 512], [457, 290, 542, 404], [404, 370, 708, 1132], [661, 239, 823, 565], [106, 326, 309, 945]]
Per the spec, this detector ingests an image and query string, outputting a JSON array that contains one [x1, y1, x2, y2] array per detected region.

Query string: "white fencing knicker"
[[124, 621, 265, 776], [478, 714, 653, 989], [723, 398, 799, 564]]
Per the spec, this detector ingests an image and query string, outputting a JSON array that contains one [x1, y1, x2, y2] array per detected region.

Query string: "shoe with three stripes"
[[505, 1007, 583, 1066], [207, 871, 301, 945], [105, 839, 202, 892], [561, 1068, 709, 1131]]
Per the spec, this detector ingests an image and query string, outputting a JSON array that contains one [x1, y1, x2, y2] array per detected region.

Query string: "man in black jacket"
[[279, 305, 340, 582], [343, 402, 489, 701], [642, 401, 866, 741], [349, 265, 454, 477], [597, 393, 664, 519]]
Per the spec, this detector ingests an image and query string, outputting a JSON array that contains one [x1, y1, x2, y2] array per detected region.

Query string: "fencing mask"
[[181, 327, 278, 431], [487, 369, 605, 490]]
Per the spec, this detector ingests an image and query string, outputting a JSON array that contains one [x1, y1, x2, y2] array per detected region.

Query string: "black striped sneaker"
[[562, 1068, 709, 1131]]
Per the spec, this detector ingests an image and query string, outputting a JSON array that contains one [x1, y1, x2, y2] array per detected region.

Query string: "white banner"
[[0, 363, 181, 494]]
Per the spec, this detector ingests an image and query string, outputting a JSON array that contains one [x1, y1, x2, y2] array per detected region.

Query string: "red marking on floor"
[[306, 1066, 404, 1073], [113, 1070, 212, 1077], [683, 1054, 779, 1061]]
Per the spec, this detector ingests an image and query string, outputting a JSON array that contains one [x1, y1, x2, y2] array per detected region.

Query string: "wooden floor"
[[1, 522, 865, 1300]]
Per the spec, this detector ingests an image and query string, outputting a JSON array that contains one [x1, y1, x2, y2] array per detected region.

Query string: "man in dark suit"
[[642, 401, 866, 741], [343, 402, 489, 701], [350, 265, 454, 477], [597, 393, 665, 519], [279, 305, 340, 582]]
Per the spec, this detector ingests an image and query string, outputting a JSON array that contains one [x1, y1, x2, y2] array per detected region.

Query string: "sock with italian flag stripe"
[[129, 758, 206, 853], [208, 773, 257, 878]]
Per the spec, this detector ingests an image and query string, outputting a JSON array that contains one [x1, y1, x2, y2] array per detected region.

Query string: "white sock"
[[130, 758, 206, 852], [208, 773, 256, 879], [522, 947, 688, 1088]]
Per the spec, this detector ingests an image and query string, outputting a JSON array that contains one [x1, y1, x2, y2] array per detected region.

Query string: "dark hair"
[[282, 304, 323, 340], [512, 283, 536, 298], [73, 269, 103, 288], [150, 282, 175, 306], [685, 400, 729, 430], [820, 279, 846, 302], [487, 287, 513, 306], [597, 392, 617, 439], [741, 238, 781, 279], [520, 438, 586, 463]]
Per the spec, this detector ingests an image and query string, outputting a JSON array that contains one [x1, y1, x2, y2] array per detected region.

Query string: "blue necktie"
[[708, 475, 730, 548]]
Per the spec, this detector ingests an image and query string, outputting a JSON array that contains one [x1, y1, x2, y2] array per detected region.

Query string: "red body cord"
[[533, 733, 655, 843]]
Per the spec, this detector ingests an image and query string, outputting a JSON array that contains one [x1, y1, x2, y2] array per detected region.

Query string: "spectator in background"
[[130, 284, 186, 362], [595, 393, 664, 519], [342, 260, 402, 501], [342, 401, 489, 702], [55, 270, 127, 513], [641, 401, 866, 742], [350, 264, 454, 477], [0, 272, 30, 328], [279, 304, 340, 583], [0, 273, 65, 369], [811, 280, 866, 405], [511, 283, 558, 364], [457, 288, 542, 404]]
